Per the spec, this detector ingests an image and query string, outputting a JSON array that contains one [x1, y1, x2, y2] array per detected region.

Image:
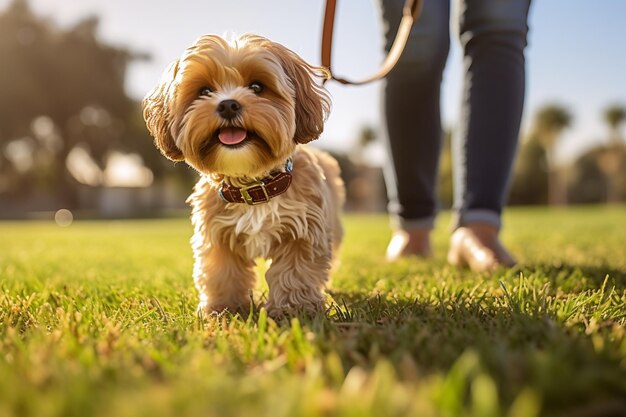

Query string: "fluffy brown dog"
[[143, 34, 344, 316]]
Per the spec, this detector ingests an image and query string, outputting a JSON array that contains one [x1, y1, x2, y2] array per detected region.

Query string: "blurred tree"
[[568, 147, 608, 204], [437, 129, 453, 208], [568, 144, 626, 204], [533, 104, 572, 205], [0, 0, 52, 202], [0, 0, 48, 139], [597, 104, 626, 203], [358, 125, 377, 148], [604, 104, 625, 144], [352, 124, 378, 164], [0, 0, 145, 208], [344, 125, 388, 211], [509, 133, 549, 205]]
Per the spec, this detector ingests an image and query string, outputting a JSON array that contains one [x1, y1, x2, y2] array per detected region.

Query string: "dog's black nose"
[[217, 99, 241, 120]]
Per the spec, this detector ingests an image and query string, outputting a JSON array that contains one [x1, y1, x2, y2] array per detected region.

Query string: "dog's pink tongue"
[[218, 128, 247, 145]]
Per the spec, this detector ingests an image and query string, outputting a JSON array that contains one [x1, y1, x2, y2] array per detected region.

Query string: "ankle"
[[456, 222, 499, 241], [386, 228, 433, 261]]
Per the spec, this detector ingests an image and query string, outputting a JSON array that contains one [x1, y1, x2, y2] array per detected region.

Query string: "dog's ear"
[[272, 44, 331, 144], [142, 60, 185, 161]]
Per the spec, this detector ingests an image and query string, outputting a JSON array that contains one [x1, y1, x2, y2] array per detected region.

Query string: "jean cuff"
[[451, 209, 501, 231], [391, 215, 436, 231]]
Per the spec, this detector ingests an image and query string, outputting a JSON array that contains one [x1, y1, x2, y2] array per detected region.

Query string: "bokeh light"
[[54, 209, 74, 227]]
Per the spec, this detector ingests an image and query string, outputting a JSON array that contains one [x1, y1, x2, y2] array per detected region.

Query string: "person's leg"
[[449, 0, 531, 270], [379, 0, 450, 260]]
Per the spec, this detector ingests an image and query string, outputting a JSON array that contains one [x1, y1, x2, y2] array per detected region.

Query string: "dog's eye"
[[249, 82, 264, 94], [199, 86, 214, 96]]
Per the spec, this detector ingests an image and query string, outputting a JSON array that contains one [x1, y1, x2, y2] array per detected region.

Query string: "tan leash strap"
[[321, 0, 423, 86]]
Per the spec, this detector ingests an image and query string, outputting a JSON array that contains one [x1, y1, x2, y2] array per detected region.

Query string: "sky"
[[2, 0, 625, 164]]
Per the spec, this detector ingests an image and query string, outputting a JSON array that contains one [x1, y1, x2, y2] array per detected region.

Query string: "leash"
[[321, 0, 423, 86]]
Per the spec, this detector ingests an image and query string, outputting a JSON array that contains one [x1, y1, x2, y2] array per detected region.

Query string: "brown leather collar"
[[218, 159, 293, 205]]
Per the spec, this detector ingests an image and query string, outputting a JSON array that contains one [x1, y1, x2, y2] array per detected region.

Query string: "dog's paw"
[[264, 299, 324, 320], [197, 300, 251, 318]]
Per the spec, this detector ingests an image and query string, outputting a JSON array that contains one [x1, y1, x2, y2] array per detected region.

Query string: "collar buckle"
[[240, 181, 270, 205]]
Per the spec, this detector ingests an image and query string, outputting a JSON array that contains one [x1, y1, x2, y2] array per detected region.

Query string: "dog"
[[143, 34, 344, 317]]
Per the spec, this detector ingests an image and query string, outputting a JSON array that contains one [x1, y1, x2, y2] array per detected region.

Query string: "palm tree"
[[533, 104, 572, 205], [353, 125, 378, 164], [604, 105, 626, 144], [598, 104, 626, 203]]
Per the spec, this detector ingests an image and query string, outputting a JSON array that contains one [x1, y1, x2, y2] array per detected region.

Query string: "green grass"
[[1, 206, 625, 417]]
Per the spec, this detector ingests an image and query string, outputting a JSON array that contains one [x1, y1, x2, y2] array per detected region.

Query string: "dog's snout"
[[217, 99, 241, 120]]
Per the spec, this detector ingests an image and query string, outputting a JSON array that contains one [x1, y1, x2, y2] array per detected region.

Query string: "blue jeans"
[[379, 0, 531, 230]]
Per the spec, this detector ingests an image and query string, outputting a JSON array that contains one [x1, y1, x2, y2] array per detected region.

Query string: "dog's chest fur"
[[211, 197, 309, 259]]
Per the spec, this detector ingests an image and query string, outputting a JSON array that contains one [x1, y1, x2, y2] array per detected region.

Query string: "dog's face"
[[143, 34, 330, 178]]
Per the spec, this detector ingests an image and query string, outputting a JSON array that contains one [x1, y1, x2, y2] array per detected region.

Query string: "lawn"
[[1, 206, 625, 417]]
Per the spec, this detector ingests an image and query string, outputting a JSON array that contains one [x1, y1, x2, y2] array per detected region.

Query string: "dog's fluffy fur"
[[143, 34, 344, 316]]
